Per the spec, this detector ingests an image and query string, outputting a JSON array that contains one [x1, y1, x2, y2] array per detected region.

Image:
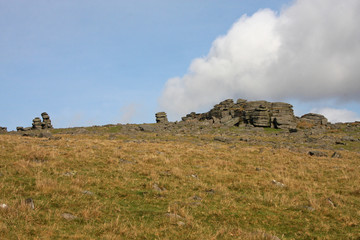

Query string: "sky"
[[1, 0, 359, 130]]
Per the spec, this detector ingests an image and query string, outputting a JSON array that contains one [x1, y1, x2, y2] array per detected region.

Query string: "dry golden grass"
[[0, 130, 359, 239]]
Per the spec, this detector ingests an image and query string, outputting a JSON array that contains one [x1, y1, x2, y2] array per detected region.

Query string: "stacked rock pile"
[[41, 112, 53, 129], [17, 112, 54, 132], [155, 112, 168, 123], [32, 117, 42, 130]]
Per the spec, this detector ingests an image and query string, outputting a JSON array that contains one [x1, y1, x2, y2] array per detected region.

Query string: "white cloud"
[[311, 107, 360, 123], [159, 0, 360, 120], [118, 103, 138, 124]]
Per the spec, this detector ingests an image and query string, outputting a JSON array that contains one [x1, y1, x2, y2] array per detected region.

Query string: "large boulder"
[[301, 113, 328, 126]]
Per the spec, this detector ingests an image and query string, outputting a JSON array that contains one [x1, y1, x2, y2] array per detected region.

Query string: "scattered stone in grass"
[[308, 151, 328, 157], [177, 221, 185, 226], [205, 189, 215, 194], [62, 213, 77, 220], [192, 195, 202, 200], [214, 136, 231, 143], [272, 180, 286, 188], [255, 167, 262, 171], [239, 137, 250, 142], [165, 213, 183, 219], [63, 171, 77, 177], [30, 157, 47, 163], [331, 152, 342, 158], [190, 174, 198, 178], [118, 159, 136, 165], [82, 190, 94, 195], [341, 136, 356, 142], [38, 131, 53, 139], [153, 183, 166, 192], [327, 198, 336, 208], [301, 205, 315, 212], [159, 171, 172, 176], [252, 231, 281, 240], [0, 203, 8, 209], [25, 198, 34, 210], [189, 201, 202, 206]]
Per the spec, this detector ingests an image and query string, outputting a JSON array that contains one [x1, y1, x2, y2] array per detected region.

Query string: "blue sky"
[[1, 0, 359, 130]]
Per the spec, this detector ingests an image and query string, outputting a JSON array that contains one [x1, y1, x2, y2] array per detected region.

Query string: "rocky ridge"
[[181, 98, 300, 129]]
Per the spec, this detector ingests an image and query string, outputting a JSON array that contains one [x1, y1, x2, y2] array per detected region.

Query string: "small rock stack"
[[155, 112, 168, 123], [41, 112, 53, 129], [32, 117, 42, 130], [0, 127, 7, 133], [17, 112, 54, 132]]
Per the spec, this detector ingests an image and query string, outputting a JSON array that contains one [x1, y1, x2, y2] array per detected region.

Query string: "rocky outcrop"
[[0, 127, 7, 133], [155, 112, 168, 123], [17, 112, 54, 132], [300, 113, 328, 126], [181, 98, 297, 129]]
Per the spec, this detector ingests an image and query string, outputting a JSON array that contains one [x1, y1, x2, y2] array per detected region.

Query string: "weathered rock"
[[32, 117, 42, 130], [309, 150, 328, 157], [139, 124, 158, 132], [0, 127, 7, 133], [25, 198, 35, 210], [16, 127, 25, 132], [251, 105, 271, 127], [180, 98, 297, 129], [271, 102, 297, 129], [41, 112, 53, 129], [153, 183, 166, 192], [155, 112, 168, 123], [62, 213, 77, 220], [301, 113, 328, 126], [214, 136, 231, 143], [38, 131, 53, 138], [331, 152, 341, 158], [272, 179, 286, 188]]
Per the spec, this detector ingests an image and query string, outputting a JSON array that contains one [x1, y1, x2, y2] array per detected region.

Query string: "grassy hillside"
[[0, 125, 359, 239]]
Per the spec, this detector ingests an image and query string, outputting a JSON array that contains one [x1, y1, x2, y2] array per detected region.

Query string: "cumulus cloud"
[[311, 107, 360, 123], [159, 0, 360, 120]]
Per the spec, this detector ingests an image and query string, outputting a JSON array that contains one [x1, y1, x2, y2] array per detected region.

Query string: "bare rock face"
[[301, 113, 328, 126], [155, 112, 168, 123], [251, 105, 271, 127], [181, 98, 297, 129], [271, 102, 297, 129]]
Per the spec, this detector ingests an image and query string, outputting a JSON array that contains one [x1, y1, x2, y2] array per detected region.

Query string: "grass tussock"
[[0, 131, 359, 239]]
